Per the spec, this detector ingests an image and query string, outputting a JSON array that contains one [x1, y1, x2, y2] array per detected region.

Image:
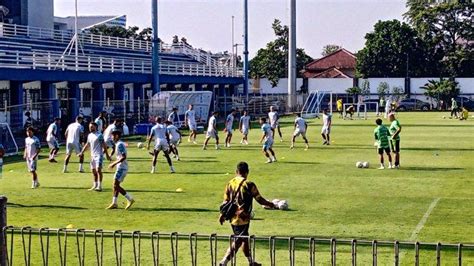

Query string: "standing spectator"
[[23, 111, 34, 130], [450, 98, 458, 118], [218, 162, 276, 266]]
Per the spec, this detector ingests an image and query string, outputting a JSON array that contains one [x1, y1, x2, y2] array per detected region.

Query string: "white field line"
[[398, 198, 441, 264], [409, 197, 441, 241]]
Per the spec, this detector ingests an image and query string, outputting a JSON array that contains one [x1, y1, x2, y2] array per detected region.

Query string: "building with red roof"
[[302, 48, 356, 78]]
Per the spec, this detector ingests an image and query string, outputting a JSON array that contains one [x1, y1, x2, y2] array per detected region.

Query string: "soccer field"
[[1, 112, 474, 264]]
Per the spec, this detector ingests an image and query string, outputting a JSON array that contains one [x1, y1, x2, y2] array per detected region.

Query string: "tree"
[[421, 79, 460, 109], [404, 1, 474, 76], [345, 86, 362, 103], [249, 19, 313, 87], [361, 80, 370, 98], [88, 25, 157, 42], [377, 82, 390, 99], [391, 86, 406, 102], [356, 20, 428, 78], [321, 44, 341, 56]]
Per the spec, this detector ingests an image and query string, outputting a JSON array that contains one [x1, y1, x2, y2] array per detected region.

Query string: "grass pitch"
[[1, 112, 473, 264]]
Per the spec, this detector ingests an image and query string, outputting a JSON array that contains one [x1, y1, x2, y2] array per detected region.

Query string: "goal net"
[[301, 91, 332, 118], [0, 123, 19, 156]]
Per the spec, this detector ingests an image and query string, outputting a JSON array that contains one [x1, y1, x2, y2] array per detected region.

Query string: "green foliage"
[[377, 82, 390, 98], [404, 1, 474, 76], [345, 86, 362, 102], [361, 80, 370, 97], [391, 86, 406, 102], [249, 19, 313, 87], [421, 78, 460, 107], [88, 25, 156, 42], [321, 44, 341, 56], [356, 20, 427, 78]]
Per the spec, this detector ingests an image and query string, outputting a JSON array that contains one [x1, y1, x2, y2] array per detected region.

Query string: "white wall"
[[410, 78, 439, 94], [28, 0, 54, 30], [358, 78, 405, 94], [308, 78, 353, 94], [456, 78, 474, 94], [251, 78, 303, 94]]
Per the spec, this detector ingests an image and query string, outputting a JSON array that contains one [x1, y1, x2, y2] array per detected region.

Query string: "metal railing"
[[0, 50, 242, 77], [3, 227, 474, 266], [0, 23, 221, 66]]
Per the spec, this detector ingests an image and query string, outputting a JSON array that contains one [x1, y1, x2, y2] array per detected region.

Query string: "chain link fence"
[[2, 226, 474, 266]]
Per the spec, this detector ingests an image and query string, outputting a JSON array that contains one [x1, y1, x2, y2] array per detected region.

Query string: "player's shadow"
[[402, 166, 464, 171], [42, 186, 89, 190], [130, 207, 215, 213], [182, 159, 220, 163], [7, 202, 87, 210], [403, 147, 474, 152]]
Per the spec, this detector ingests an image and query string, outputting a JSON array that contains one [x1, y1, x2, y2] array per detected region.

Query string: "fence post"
[[0, 196, 7, 266]]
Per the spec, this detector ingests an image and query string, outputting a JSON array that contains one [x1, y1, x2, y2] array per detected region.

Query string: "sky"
[[54, 0, 408, 59]]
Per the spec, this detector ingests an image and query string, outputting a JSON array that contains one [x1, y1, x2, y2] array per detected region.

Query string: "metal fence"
[[2, 227, 474, 266]]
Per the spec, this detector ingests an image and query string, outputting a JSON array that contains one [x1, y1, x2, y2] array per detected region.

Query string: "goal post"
[[0, 123, 19, 156]]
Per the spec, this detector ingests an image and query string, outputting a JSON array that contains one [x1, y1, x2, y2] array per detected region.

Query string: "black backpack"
[[219, 179, 245, 221]]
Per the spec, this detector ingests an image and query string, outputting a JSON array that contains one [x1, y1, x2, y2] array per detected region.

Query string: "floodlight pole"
[[74, 0, 78, 70], [243, 0, 249, 98], [288, 0, 297, 111], [152, 0, 160, 94]]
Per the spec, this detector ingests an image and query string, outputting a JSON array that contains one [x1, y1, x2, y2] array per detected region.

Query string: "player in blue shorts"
[[106, 130, 134, 210], [24, 127, 41, 188], [259, 117, 277, 163]]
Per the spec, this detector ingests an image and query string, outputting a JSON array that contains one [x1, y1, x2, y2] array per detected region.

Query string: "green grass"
[[1, 112, 474, 265]]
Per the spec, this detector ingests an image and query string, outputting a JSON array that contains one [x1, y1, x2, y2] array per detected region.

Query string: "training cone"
[[176, 188, 183, 192], [66, 224, 74, 229]]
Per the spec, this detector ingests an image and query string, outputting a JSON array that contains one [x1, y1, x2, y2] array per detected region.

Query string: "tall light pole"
[[231, 15, 235, 68], [288, 0, 297, 111], [74, 0, 79, 70], [152, 0, 160, 94], [243, 0, 249, 98]]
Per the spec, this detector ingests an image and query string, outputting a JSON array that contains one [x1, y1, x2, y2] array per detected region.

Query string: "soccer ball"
[[442, 116, 446, 119], [277, 200, 289, 210], [137, 142, 144, 149], [356, 162, 363, 168], [362, 162, 370, 168]]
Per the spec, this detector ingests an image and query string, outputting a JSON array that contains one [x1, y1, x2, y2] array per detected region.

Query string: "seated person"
[[460, 107, 469, 120]]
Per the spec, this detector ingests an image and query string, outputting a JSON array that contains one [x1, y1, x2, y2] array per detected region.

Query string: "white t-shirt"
[[25, 136, 41, 159], [46, 123, 58, 141], [65, 122, 84, 144], [208, 116, 217, 132], [295, 117, 306, 131], [94, 117, 104, 133], [240, 116, 250, 130], [87, 132, 104, 157], [226, 114, 234, 129], [323, 113, 332, 128], [115, 140, 128, 170], [103, 124, 117, 142], [185, 110, 196, 125], [167, 125, 180, 140], [268, 111, 279, 126], [150, 123, 167, 141]]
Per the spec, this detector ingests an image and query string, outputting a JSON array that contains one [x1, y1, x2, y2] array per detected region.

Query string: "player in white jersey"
[[291, 113, 309, 150], [106, 130, 135, 210], [165, 120, 182, 161], [224, 109, 236, 148], [321, 109, 332, 145], [239, 110, 251, 145], [94, 111, 107, 133], [46, 117, 61, 163], [185, 105, 198, 143], [259, 117, 277, 163], [63, 116, 85, 173], [0, 144, 4, 178], [79, 122, 111, 191], [24, 127, 41, 188], [147, 116, 175, 173], [168, 107, 181, 128], [103, 119, 123, 156], [203, 111, 220, 150], [268, 106, 283, 142]]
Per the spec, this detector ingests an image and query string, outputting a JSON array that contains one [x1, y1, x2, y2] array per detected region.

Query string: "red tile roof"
[[303, 48, 356, 78]]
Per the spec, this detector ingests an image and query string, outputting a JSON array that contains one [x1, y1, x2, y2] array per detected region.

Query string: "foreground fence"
[[2, 227, 474, 265]]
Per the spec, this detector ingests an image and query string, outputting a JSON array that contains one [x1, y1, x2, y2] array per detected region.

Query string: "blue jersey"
[[261, 123, 273, 141]]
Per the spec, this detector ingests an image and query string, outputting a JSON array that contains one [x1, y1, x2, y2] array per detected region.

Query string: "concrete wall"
[[410, 78, 439, 94], [308, 78, 354, 94], [27, 0, 54, 29], [457, 78, 474, 94], [250, 78, 303, 94], [358, 78, 405, 94]]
